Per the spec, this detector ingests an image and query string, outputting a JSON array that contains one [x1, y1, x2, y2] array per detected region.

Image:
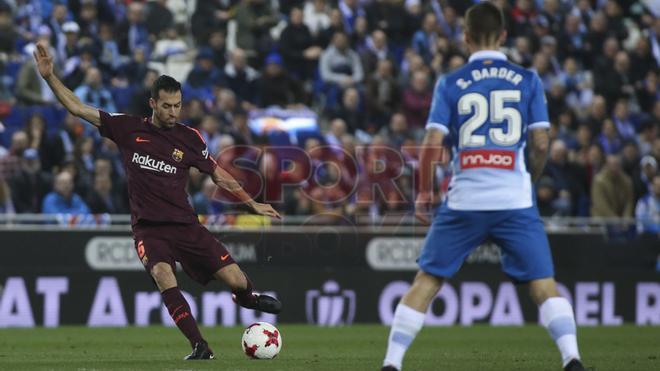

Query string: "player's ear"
[[149, 98, 156, 110], [499, 30, 507, 45]]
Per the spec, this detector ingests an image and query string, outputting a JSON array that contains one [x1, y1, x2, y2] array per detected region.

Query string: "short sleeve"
[[425, 77, 450, 134], [528, 73, 550, 130], [188, 128, 218, 175], [98, 111, 136, 142]]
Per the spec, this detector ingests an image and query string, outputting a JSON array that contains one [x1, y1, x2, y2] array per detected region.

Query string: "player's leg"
[[383, 271, 444, 371], [134, 227, 213, 360], [212, 263, 282, 314], [150, 262, 212, 359], [530, 278, 584, 371], [176, 223, 281, 314], [492, 207, 584, 371], [383, 205, 487, 371]]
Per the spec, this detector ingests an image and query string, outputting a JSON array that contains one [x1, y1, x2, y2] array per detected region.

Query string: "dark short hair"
[[465, 2, 505, 46], [151, 75, 181, 100]]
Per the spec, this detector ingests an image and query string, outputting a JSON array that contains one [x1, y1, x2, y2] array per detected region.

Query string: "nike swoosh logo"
[[136, 137, 150, 143], [220, 254, 230, 261]]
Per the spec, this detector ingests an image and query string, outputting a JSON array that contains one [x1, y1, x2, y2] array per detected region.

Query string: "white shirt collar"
[[468, 50, 507, 63]]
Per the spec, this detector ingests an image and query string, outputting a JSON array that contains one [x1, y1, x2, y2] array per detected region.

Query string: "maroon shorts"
[[132, 221, 235, 285]]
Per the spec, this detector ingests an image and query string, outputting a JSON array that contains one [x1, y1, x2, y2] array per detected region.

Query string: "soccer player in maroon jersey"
[[33, 42, 282, 360]]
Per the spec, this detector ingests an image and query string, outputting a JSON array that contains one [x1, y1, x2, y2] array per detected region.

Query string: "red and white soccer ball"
[[241, 322, 282, 359]]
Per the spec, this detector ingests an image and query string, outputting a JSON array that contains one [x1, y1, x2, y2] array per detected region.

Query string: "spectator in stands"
[[331, 87, 367, 134], [24, 113, 49, 166], [581, 94, 608, 133], [256, 53, 304, 108], [224, 48, 259, 106], [637, 155, 658, 198], [184, 48, 222, 103], [152, 25, 187, 62], [199, 115, 222, 157], [74, 67, 116, 125], [42, 170, 90, 215], [0, 131, 28, 179], [145, 0, 174, 38], [97, 23, 122, 74], [207, 30, 227, 70], [637, 70, 659, 114], [591, 154, 634, 218], [116, 2, 150, 57], [234, 0, 279, 60], [411, 12, 438, 64], [56, 21, 81, 65], [401, 69, 432, 130], [365, 59, 399, 127], [227, 110, 256, 146], [636, 174, 660, 235], [17, 28, 59, 105], [74, 136, 96, 196], [190, 0, 231, 45], [338, 0, 365, 35], [47, 112, 83, 172], [325, 118, 347, 150], [379, 113, 409, 149], [319, 31, 364, 108], [598, 119, 622, 155], [536, 176, 571, 217], [317, 8, 345, 48], [128, 69, 158, 117], [304, 0, 331, 37], [62, 45, 95, 90], [192, 176, 224, 216], [638, 119, 658, 157], [86, 174, 125, 214], [0, 4, 17, 54], [0, 178, 13, 214], [9, 148, 51, 213], [544, 139, 589, 215], [360, 29, 396, 76], [215, 88, 237, 127], [279, 7, 322, 81]]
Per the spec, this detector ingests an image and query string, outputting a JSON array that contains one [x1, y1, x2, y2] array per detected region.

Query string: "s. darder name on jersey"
[[131, 153, 177, 174], [472, 67, 523, 85]]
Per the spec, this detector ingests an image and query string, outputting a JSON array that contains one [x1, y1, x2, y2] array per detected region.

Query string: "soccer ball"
[[241, 322, 282, 359]]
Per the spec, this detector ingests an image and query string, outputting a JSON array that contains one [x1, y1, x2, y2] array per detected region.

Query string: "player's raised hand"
[[414, 191, 434, 225], [249, 202, 282, 219], [33, 42, 54, 80]]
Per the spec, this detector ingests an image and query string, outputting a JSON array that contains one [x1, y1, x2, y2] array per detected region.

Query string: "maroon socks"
[[232, 273, 259, 308], [161, 287, 204, 346]]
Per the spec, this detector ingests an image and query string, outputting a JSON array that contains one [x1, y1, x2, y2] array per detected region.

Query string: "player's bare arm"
[[529, 128, 550, 183], [33, 41, 101, 127], [211, 165, 281, 219], [415, 128, 445, 225]]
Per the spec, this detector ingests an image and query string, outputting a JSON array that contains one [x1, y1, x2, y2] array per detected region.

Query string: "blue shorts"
[[418, 203, 554, 283]]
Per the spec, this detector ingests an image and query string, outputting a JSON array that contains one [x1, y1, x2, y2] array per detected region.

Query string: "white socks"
[[383, 304, 426, 370], [540, 297, 581, 367]]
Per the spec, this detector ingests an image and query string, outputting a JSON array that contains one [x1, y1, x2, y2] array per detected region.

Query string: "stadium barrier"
[[0, 227, 658, 327]]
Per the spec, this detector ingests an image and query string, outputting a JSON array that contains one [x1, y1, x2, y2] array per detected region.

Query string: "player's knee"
[[529, 279, 560, 305], [151, 263, 175, 287]]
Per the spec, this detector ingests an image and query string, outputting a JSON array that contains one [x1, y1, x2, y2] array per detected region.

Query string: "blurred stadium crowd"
[[0, 0, 657, 232]]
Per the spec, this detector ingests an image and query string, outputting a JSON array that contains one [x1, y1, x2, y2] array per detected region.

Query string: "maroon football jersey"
[[98, 110, 217, 225]]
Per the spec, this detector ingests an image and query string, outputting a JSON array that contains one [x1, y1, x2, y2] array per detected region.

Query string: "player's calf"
[[530, 278, 583, 369]]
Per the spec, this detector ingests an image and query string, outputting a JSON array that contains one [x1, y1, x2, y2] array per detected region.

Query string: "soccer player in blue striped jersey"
[[382, 3, 585, 371]]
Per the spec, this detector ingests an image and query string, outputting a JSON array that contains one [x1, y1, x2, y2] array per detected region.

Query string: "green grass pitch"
[[0, 325, 658, 370]]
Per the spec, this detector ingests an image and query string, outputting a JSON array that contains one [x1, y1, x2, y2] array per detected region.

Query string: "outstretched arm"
[[211, 165, 281, 219], [33, 42, 101, 127]]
